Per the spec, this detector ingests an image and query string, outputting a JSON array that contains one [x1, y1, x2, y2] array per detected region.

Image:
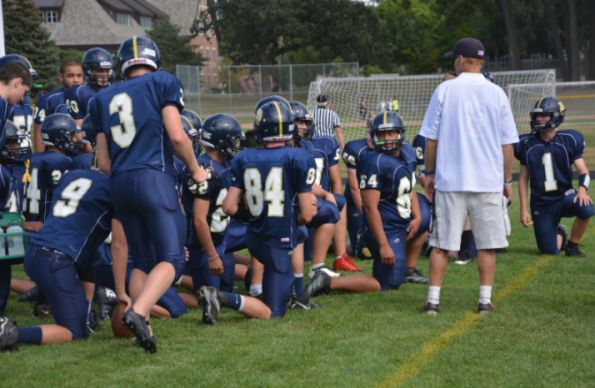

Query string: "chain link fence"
[[177, 63, 359, 120]]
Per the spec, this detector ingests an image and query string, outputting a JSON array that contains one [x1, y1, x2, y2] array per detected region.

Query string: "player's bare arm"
[[407, 188, 422, 240], [502, 144, 513, 201], [361, 189, 394, 266], [335, 126, 345, 150], [573, 158, 592, 207], [347, 168, 363, 214], [424, 139, 437, 203], [111, 218, 131, 308], [222, 186, 242, 217], [297, 192, 313, 226], [96, 132, 111, 175], [194, 197, 223, 276], [329, 164, 342, 195], [519, 165, 531, 227]]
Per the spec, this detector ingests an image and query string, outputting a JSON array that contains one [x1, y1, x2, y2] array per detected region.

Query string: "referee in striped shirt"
[[312, 94, 344, 149]]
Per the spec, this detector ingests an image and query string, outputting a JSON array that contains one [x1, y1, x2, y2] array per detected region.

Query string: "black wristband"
[[231, 205, 251, 223]]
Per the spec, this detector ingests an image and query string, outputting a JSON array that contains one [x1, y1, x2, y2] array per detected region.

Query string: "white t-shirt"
[[419, 72, 519, 192]]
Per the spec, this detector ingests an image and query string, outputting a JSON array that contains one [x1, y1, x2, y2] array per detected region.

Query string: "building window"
[[212, 49, 216, 64], [140, 16, 152, 29], [205, 49, 210, 62], [116, 12, 131, 26], [45, 10, 58, 23]]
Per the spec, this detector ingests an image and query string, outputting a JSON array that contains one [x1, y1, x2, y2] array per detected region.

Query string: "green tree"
[[3, 0, 61, 92], [146, 15, 203, 75], [58, 49, 84, 67]]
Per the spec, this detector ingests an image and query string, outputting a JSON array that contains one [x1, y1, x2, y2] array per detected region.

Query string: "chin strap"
[[22, 159, 31, 183]]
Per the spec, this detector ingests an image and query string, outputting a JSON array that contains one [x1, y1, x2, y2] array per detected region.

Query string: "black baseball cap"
[[444, 38, 485, 59], [316, 94, 328, 103]]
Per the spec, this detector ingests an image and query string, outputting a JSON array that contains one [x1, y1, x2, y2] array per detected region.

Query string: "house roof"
[[97, 0, 134, 13], [143, 0, 199, 36], [129, 0, 165, 16], [33, 0, 64, 8]]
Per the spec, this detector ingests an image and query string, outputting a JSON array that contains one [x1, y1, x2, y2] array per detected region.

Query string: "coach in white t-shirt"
[[419, 38, 519, 315]]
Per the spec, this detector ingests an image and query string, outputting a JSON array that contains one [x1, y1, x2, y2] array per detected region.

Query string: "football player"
[[0, 60, 33, 150], [0, 169, 115, 350], [33, 60, 83, 152], [517, 97, 593, 256], [92, 36, 207, 352], [199, 101, 316, 323], [0, 55, 35, 141], [183, 113, 244, 295]]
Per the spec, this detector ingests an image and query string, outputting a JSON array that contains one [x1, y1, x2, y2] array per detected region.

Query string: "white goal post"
[[307, 70, 556, 143]]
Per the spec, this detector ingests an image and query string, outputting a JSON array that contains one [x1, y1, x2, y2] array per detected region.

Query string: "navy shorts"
[[246, 231, 293, 318], [111, 169, 186, 278], [188, 243, 235, 292], [413, 192, 432, 236], [307, 198, 340, 228], [332, 193, 346, 212], [224, 219, 248, 254], [156, 286, 187, 318], [364, 231, 407, 291], [24, 244, 88, 340], [532, 191, 595, 254]]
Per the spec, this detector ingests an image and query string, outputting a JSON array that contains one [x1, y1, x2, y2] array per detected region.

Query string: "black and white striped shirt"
[[312, 107, 341, 137]]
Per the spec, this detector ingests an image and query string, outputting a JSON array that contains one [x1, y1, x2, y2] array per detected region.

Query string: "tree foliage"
[[3, 0, 61, 91], [146, 15, 203, 75]]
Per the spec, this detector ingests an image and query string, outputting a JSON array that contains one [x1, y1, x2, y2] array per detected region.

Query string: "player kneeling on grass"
[[0, 169, 116, 350], [303, 112, 421, 297], [517, 97, 593, 257]]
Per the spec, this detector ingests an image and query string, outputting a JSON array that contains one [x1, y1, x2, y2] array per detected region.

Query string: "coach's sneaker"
[[16, 286, 39, 303], [290, 295, 323, 310], [307, 265, 344, 278], [454, 250, 473, 265], [403, 268, 429, 284], [558, 225, 568, 252], [121, 308, 157, 354], [419, 300, 439, 315], [0, 317, 19, 352], [333, 254, 364, 272], [477, 302, 495, 314], [199, 286, 224, 326], [565, 243, 588, 258], [304, 271, 332, 298], [97, 287, 118, 321], [32, 303, 51, 318]]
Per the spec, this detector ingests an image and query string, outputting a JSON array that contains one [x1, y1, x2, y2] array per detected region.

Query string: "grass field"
[[1, 181, 594, 387]]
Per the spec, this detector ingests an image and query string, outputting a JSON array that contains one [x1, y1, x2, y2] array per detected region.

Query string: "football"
[[111, 303, 135, 339]]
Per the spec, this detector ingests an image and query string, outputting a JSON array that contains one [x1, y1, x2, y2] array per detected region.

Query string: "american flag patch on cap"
[[478, 50, 484, 56]]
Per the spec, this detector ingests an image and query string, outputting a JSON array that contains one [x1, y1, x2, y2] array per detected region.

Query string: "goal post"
[[307, 69, 556, 143]]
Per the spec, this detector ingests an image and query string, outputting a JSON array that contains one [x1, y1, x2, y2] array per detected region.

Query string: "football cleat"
[[304, 271, 332, 298], [290, 296, 323, 310], [419, 300, 440, 315], [420, 236, 433, 257], [0, 317, 19, 352], [357, 247, 373, 261], [244, 264, 252, 292], [333, 254, 364, 272], [97, 287, 118, 321], [33, 303, 51, 318], [16, 286, 39, 303], [307, 265, 344, 279], [403, 268, 429, 284], [87, 316, 103, 333], [565, 244, 588, 258], [199, 286, 222, 326], [558, 225, 568, 252], [477, 302, 495, 314], [121, 308, 157, 353], [454, 250, 473, 265]]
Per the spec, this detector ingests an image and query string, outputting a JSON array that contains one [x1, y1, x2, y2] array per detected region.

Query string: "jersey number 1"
[[110, 93, 137, 148], [542, 153, 557, 191]]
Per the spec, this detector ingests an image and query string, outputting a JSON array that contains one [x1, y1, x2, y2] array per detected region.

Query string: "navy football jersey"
[[0, 165, 19, 212], [65, 84, 100, 120], [517, 130, 585, 208], [513, 133, 530, 161], [90, 72, 184, 177], [400, 142, 418, 177], [0, 97, 9, 149], [32, 170, 112, 270], [8, 97, 33, 136], [342, 138, 374, 206], [230, 147, 316, 248], [6, 163, 26, 213], [183, 154, 231, 247], [411, 134, 426, 174], [23, 151, 73, 222], [33, 88, 66, 124], [358, 150, 416, 234], [69, 152, 94, 170], [311, 136, 341, 192]]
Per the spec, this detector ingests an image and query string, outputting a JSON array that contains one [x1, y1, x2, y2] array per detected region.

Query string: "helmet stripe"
[[133, 36, 138, 59], [273, 102, 282, 136], [383, 111, 387, 124], [181, 115, 194, 129], [536, 97, 545, 109]]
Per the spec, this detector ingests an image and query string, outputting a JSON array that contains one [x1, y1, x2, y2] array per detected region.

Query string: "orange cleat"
[[333, 254, 364, 272]]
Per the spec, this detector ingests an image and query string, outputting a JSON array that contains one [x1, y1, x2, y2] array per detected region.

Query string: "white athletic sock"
[[479, 285, 492, 305], [427, 286, 440, 305], [311, 263, 324, 270], [249, 284, 262, 297], [294, 273, 303, 278]]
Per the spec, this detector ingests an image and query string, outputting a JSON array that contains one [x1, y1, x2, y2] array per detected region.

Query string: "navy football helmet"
[[254, 95, 291, 114], [117, 36, 162, 80], [289, 101, 314, 141], [81, 115, 99, 148], [530, 96, 566, 133], [181, 110, 202, 156], [82, 48, 115, 88], [370, 111, 406, 154], [254, 102, 294, 144], [0, 54, 36, 76], [200, 114, 245, 157], [1, 121, 31, 163], [41, 114, 89, 154]]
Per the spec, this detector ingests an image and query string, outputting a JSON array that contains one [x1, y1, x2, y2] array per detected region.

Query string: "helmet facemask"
[[373, 128, 406, 154]]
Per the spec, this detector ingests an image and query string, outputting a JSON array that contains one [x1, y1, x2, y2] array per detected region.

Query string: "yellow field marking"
[[377, 227, 595, 388]]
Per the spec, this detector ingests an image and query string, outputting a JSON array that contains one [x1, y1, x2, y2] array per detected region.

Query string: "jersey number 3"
[[110, 93, 137, 148]]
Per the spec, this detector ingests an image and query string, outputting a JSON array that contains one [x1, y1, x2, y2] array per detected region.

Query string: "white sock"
[[334, 256, 342, 261], [311, 263, 324, 270], [427, 286, 440, 305], [237, 295, 245, 312], [479, 285, 492, 305], [294, 273, 303, 278], [249, 284, 262, 296]]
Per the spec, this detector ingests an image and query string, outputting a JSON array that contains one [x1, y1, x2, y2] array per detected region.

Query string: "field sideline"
[[1, 183, 594, 387]]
